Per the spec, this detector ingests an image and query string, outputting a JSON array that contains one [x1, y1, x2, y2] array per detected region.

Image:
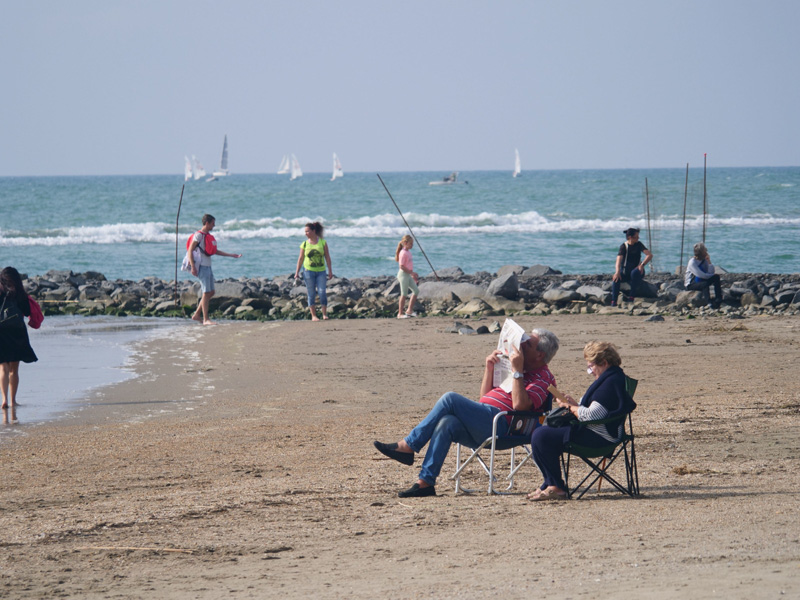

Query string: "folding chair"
[[451, 395, 552, 495], [560, 376, 639, 499]]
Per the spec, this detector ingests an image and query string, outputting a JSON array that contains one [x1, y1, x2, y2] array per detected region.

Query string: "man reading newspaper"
[[373, 320, 559, 498]]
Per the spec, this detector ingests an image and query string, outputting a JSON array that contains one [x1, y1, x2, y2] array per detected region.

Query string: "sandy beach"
[[1, 314, 798, 599]]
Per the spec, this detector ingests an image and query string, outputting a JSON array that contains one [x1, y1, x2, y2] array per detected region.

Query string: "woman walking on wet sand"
[[294, 222, 333, 321], [0, 267, 38, 409], [395, 234, 419, 319]]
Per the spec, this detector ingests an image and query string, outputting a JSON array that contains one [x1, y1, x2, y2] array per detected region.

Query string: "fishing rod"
[[679, 163, 688, 274], [377, 174, 440, 281], [174, 184, 185, 303]]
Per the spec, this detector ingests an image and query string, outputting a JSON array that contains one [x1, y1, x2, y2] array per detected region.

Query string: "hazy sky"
[[2, 1, 798, 176]]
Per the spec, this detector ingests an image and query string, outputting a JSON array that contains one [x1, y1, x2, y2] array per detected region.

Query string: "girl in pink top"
[[395, 235, 419, 319]]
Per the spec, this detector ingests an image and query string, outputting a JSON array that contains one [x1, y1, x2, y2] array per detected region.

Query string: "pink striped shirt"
[[480, 364, 555, 413]]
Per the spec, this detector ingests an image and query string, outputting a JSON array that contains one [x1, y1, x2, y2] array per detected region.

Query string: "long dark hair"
[[0, 266, 28, 301]]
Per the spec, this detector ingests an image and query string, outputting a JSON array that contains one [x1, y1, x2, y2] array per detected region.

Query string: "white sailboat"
[[277, 155, 290, 174], [192, 156, 206, 180], [513, 148, 521, 178], [212, 134, 230, 177], [184, 156, 193, 181], [331, 152, 343, 181], [290, 154, 303, 180]]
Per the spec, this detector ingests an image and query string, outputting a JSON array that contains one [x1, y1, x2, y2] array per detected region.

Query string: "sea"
[[1, 167, 799, 281], [1, 167, 798, 432]]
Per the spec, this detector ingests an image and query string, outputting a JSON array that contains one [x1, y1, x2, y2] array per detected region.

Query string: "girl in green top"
[[294, 221, 333, 321]]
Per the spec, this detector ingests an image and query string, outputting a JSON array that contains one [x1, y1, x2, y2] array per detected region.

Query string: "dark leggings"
[[686, 274, 722, 304], [611, 268, 643, 303], [531, 424, 610, 491]]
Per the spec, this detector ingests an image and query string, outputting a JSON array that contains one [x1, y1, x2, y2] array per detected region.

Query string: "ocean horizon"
[[2, 167, 798, 281]]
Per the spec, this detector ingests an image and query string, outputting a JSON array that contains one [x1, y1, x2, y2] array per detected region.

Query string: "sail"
[[331, 152, 343, 181], [184, 156, 192, 181], [192, 156, 206, 180], [213, 135, 229, 176], [290, 154, 303, 180], [277, 155, 290, 174], [513, 148, 521, 178]]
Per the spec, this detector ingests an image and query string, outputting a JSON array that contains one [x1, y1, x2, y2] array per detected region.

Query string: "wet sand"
[[1, 314, 798, 599]]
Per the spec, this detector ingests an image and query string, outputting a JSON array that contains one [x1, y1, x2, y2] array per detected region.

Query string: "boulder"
[[487, 272, 518, 299], [496, 265, 526, 278], [575, 285, 609, 303], [542, 289, 579, 304], [214, 281, 252, 300], [522, 264, 561, 277], [454, 298, 494, 316], [418, 281, 486, 301], [435, 266, 465, 279]]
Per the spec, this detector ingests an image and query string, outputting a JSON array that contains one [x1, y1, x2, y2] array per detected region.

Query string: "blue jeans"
[[611, 268, 643, 303], [404, 392, 507, 486], [302, 269, 327, 306]]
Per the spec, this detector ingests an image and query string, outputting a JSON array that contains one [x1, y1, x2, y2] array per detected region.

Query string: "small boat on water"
[[192, 156, 206, 180], [277, 155, 290, 174], [331, 152, 343, 181], [429, 171, 466, 186], [212, 134, 230, 177], [290, 154, 303, 181], [513, 148, 521, 178], [184, 156, 193, 181]]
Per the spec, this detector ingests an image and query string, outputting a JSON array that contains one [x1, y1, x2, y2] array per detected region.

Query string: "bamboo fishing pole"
[[679, 163, 689, 274], [174, 184, 185, 303], [377, 174, 440, 281], [644, 177, 653, 273], [702, 153, 708, 243]]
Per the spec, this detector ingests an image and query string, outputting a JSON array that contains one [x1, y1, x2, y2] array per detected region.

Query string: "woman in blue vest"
[[528, 341, 635, 500]]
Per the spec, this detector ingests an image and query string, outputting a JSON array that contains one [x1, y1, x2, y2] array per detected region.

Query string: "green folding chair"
[[560, 376, 639, 499]]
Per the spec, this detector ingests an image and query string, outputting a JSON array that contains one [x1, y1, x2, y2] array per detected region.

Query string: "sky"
[[2, 0, 799, 176]]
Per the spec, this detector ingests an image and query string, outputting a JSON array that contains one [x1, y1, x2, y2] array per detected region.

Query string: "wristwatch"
[[512, 371, 524, 380]]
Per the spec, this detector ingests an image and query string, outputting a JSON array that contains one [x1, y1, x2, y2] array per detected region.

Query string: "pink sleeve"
[[399, 249, 413, 271]]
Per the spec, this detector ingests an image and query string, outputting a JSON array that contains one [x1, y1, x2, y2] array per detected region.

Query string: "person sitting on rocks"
[[611, 227, 653, 306], [373, 328, 559, 498], [684, 242, 723, 308]]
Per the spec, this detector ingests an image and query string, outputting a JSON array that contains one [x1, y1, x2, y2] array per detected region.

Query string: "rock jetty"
[[22, 266, 800, 322]]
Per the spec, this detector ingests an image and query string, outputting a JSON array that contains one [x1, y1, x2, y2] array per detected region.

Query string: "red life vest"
[[186, 230, 217, 256]]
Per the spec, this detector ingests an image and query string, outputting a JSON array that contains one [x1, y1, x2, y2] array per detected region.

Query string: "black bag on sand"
[[544, 406, 578, 428]]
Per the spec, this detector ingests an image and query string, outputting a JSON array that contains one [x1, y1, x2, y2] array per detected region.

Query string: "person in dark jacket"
[[611, 227, 653, 306], [0, 267, 38, 409], [528, 341, 635, 500]]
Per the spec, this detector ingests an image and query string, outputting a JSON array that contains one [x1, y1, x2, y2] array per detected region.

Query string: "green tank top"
[[302, 238, 327, 271]]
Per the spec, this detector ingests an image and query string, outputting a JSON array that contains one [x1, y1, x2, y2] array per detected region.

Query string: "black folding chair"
[[560, 376, 639, 499]]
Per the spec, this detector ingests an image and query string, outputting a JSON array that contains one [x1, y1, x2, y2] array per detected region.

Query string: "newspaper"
[[492, 318, 531, 393]]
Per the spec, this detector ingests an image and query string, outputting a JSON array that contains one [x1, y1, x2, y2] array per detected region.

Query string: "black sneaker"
[[373, 441, 414, 466], [398, 483, 436, 498]]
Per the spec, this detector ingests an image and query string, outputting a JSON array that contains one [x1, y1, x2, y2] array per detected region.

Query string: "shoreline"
[[1, 315, 798, 597], [22, 268, 800, 325]]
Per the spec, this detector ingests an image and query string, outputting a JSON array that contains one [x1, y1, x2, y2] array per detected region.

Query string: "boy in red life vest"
[[188, 214, 242, 325]]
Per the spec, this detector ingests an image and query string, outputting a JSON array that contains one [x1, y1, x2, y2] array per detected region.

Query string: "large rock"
[[214, 281, 253, 299], [576, 285, 610, 303], [418, 281, 487, 301], [522, 264, 561, 277], [487, 272, 518, 299], [454, 298, 494, 316], [542, 289, 579, 304], [434, 266, 465, 279], [496, 265, 526, 278]]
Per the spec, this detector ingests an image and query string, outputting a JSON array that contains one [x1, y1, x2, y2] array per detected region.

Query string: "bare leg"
[[8, 362, 20, 406], [309, 305, 319, 321], [398, 295, 406, 318], [0, 362, 9, 409], [321, 305, 329, 320], [198, 291, 215, 325], [406, 293, 417, 315]]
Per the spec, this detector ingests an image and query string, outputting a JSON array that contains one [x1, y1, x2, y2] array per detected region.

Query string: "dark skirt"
[[0, 319, 38, 364]]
